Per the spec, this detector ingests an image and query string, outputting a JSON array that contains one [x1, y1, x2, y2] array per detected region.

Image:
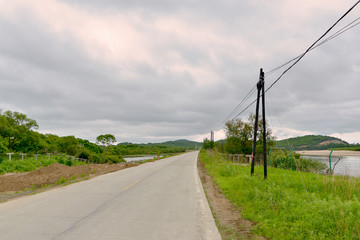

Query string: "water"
[[303, 155, 360, 177], [123, 155, 162, 162]]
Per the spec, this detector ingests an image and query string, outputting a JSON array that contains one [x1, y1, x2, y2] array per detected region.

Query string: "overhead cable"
[[211, 1, 360, 132], [213, 84, 257, 132], [266, 16, 360, 76], [265, 0, 360, 93]]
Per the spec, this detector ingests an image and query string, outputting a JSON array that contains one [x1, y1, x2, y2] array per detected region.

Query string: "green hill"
[[275, 135, 348, 150], [140, 139, 200, 149], [158, 139, 201, 148], [118, 139, 201, 150]]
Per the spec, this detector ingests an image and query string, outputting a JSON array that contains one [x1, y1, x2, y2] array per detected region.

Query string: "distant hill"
[[275, 135, 348, 150], [118, 139, 201, 149], [155, 139, 201, 149]]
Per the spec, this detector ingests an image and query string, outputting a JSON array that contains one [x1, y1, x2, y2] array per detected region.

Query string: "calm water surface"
[[124, 155, 162, 162], [303, 155, 360, 177]]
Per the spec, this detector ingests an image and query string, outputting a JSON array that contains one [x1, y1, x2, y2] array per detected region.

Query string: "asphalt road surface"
[[0, 151, 221, 240]]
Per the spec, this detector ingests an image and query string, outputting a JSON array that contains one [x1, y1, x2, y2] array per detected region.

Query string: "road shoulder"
[[197, 158, 266, 240]]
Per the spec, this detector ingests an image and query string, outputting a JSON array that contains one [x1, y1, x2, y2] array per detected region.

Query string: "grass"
[[333, 146, 360, 151], [0, 155, 86, 174], [199, 150, 360, 240], [56, 175, 77, 185]]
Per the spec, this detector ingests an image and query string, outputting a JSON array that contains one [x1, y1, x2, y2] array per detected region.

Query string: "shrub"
[[271, 149, 327, 173], [65, 158, 73, 166], [56, 156, 65, 165], [78, 149, 90, 159], [105, 155, 125, 164]]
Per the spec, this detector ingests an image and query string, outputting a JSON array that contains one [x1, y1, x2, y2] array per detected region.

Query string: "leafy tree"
[[97, 134, 116, 162], [202, 138, 213, 150], [0, 137, 7, 153], [225, 118, 252, 154], [14, 131, 46, 153], [247, 114, 276, 153], [0, 110, 39, 152], [58, 136, 79, 156], [43, 134, 61, 153], [224, 114, 275, 154]]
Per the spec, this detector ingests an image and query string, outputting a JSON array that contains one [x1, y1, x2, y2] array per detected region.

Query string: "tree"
[[224, 114, 275, 154], [247, 114, 276, 153], [58, 136, 79, 156], [0, 110, 39, 152], [96, 134, 116, 162], [202, 138, 213, 150], [225, 118, 253, 154]]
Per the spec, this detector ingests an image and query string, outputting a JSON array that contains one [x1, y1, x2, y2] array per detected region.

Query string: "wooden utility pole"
[[250, 68, 267, 179], [210, 131, 214, 149]]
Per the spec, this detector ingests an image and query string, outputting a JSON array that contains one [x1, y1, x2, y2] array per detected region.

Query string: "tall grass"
[[0, 155, 86, 174], [200, 150, 360, 240]]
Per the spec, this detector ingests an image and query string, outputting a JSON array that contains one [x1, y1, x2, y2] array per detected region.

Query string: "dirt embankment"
[[0, 162, 138, 201]]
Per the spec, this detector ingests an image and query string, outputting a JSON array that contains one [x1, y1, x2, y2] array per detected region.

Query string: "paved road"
[[0, 151, 221, 240]]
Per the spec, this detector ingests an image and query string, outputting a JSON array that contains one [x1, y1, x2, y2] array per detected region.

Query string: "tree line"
[[0, 109, 186, 164]]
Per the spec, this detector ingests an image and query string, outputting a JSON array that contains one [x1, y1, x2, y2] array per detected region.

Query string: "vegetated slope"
[[275, 135, 348, 150], [155, 139, 201, 148]]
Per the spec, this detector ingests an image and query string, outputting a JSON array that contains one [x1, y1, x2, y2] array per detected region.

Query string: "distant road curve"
[[0, 151, 221, 240]]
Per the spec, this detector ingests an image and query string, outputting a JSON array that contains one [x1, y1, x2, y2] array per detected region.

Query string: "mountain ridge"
[[118, 139, 201, 149], [275, 135, 349, 150]]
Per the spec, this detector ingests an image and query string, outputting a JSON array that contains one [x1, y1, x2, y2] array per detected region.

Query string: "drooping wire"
[[211, 1, 360, 133], [265, 0, 360, 93], [265, 16, 360, 76], [213, 84, 257, 132]]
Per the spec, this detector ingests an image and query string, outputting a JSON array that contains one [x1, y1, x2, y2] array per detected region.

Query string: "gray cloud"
[[1, 0, 360, 143]]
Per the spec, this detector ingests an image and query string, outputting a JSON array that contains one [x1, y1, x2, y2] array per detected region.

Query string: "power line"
[[265, 0, 360, 93], [211, 1, 360, 133], [213, 84, 256, 132], [266, 16, 360, 76]]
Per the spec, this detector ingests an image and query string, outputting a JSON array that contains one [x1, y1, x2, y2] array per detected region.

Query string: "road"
[[0, 151, 221, 240]]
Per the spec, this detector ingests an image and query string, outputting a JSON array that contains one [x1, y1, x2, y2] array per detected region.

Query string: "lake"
[[303, 155, 360, 177], [123, 155, 162, 162]]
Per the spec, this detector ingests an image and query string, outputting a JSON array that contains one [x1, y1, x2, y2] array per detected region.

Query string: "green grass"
[[199, 150, 360, 240], [333, 146, 360, 151], [0, 155, 86, 174], [56, 175, 77, 185]]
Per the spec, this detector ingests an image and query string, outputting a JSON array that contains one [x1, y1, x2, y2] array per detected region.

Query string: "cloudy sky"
[[0, 0, 359, 144]]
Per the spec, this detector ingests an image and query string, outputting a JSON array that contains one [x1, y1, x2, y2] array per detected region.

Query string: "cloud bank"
[[0, 0, 359, 143]]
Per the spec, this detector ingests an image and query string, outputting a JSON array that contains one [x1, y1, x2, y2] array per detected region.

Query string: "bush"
[[65, 157, 73, 166], [105, 155, 125, 164], [271, 150, 327, 173], [78, 150, 90, 159], [56, 156, 65, 165], [89, 154, 102, 163]]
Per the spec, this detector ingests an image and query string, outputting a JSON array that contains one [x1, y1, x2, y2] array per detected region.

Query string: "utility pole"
[[261, 68, 267, 179], [210, 131, 214, 149], [250, 68, 267, 179]]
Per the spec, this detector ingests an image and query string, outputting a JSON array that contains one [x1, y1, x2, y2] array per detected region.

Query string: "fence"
[[303, 155, 360, 177], [0, 152, 89, 163], [226, 154, 250, 163]]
